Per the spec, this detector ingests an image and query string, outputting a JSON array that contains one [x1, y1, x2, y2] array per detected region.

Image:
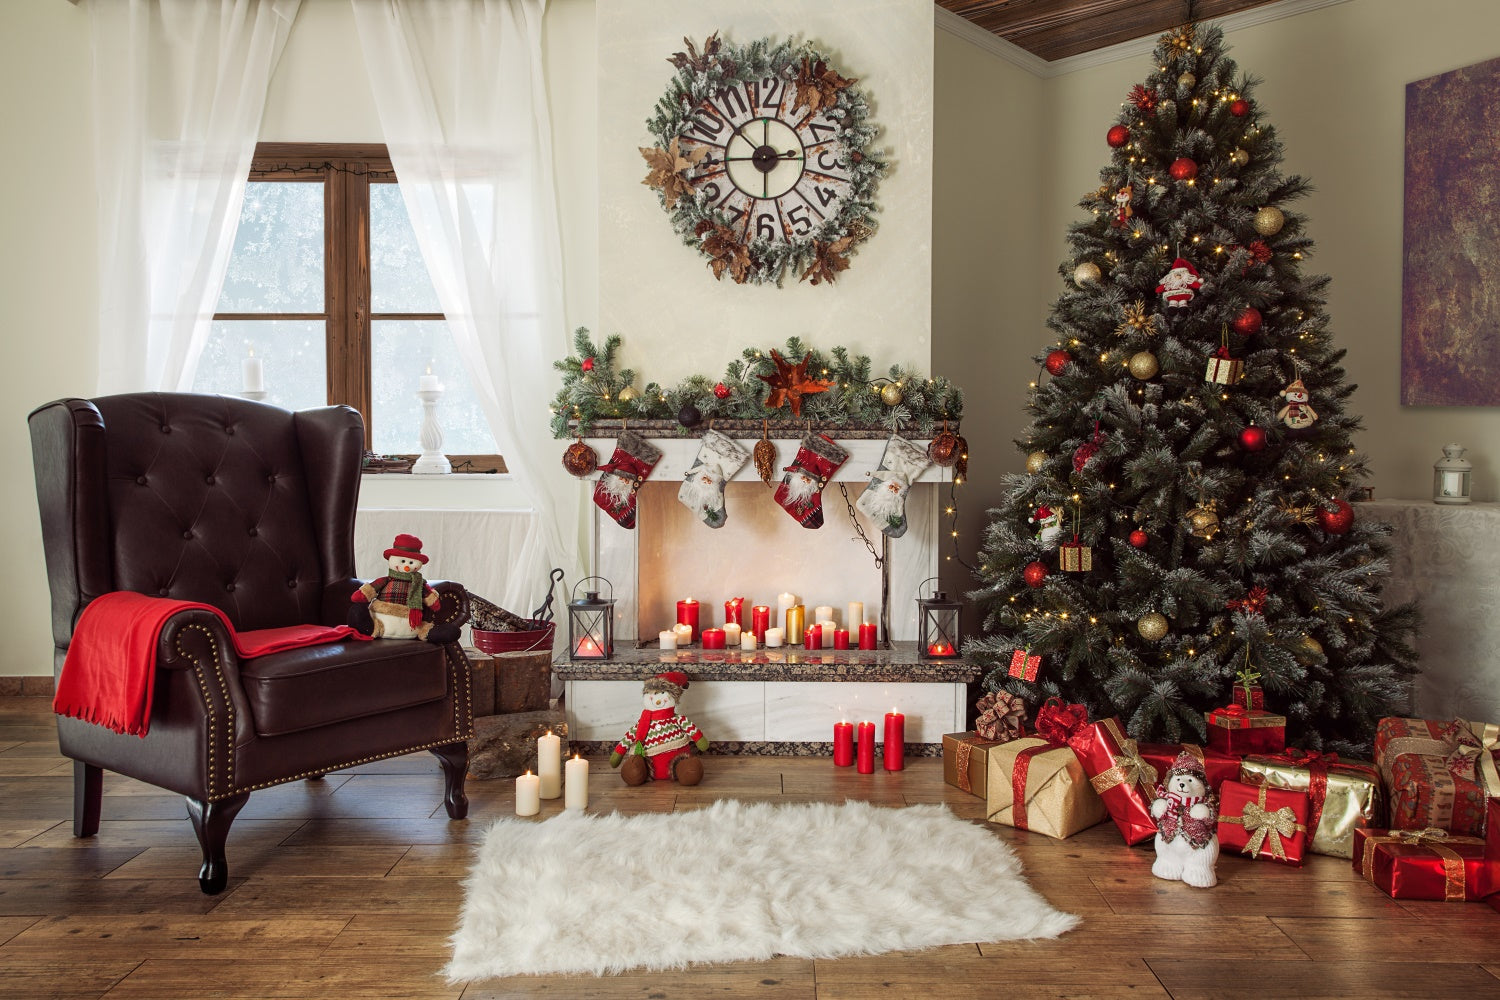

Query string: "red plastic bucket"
[[471, 619, 555, 655]]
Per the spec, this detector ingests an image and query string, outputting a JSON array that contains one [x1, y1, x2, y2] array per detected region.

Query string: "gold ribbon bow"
[[1459, 721, 1500, 795], [1089, 718, 1159, 797], [1360, 827, 1485, 902]]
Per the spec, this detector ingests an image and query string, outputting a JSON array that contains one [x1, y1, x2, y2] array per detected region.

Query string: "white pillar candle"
[[538, 731, 561, 799], [764, 627, 784, 648], [673, 623, 694, 647], [242, 353, 264, 393], [740, 631, 757, 651], [848, 602, 864, 630], [564, 755, 589, 810], [818, 619, 837, 647], [722, 623, 742, 646], [777, 592, 798, 623], [419, 371, 441, 392], [515, 771, 540, 816], [658, 629, 678, 650], [814, 606, 835, 627]]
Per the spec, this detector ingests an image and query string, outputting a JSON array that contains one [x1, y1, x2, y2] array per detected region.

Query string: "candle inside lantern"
[[724, 597, 745, 625], [673, 623, 693, 647], [858, 622, 878, 650], [847, 602, 864, 633], [803, 624, 821, 650], [722, 623, 741, 646], [514, 770, 540, 816], [701, 627, 726, 650], [538, 731, 561, 799], [785, 605, 805, 644], [926, 640, 955, 657], [833, 628, 850, 650], [242, 349, 264, 393], [574, 635, 604, 658], [817, 619, 837, 648], [764, 627, 784, 648], [740, 631, 757, 651], [564, 754, 589, 810], [883, 709, 906, 772], [676, 599, 701, 642], [658, 630, 677, 650], [751, 605, 771, 643], [856, 721, 876, 774], [833, 721, 854, 766]]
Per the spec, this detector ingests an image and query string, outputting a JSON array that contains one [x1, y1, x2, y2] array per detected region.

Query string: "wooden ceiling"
[[936, 0, 1286, 62]]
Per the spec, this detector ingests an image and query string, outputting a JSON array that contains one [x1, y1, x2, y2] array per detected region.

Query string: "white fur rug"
[[446, 799, 1076, 980]]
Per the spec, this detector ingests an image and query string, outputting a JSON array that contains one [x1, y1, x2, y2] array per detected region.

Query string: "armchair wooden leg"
[[186, 792, 250, 895], [430, 741, 470, 820], [73, 761, 102, 838]]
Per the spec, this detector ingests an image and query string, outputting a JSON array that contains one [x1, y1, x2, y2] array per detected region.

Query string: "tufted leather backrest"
[[31, 393, 365, 641]]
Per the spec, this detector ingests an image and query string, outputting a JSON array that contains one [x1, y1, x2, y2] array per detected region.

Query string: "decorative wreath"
[[641, 32, 886, 287]]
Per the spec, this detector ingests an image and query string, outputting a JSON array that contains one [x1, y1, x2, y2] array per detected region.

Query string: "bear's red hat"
[[383, 533, 429, 564]]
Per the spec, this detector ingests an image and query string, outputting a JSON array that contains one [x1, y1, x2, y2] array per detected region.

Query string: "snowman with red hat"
[[349, 533, 461, 644], [609, 671, 709, 786]]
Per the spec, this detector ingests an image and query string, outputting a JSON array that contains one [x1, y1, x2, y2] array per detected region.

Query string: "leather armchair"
[[29, 393, 473, 893]]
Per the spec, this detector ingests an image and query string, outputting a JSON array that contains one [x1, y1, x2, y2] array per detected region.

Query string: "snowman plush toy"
[[1150, 751, 1220, 888], [349, 533, 461, 644], [609, 671, 709, 786]]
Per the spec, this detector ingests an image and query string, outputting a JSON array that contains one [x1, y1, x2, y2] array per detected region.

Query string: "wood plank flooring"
[[0, 695, 1496, 999]]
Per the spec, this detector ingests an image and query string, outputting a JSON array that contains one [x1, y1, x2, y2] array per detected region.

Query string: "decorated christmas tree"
[[966, 24, 1417, 755]]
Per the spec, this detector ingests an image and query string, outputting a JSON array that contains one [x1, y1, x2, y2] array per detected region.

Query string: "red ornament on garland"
[[1316, 498, 1355, 535], [581, 357, 595, 372], [1230, 98, 1251, 117], [1106, 124, 1131, 148], [712, 382, 731, 399], [1169, 157, 1199, 181], [1128, 528, 1149, 548], [1231, 306, 1263, 337], [1239, 425, 1267, 452], [1044, 349, 1071, 376], [1023, 561, 1050, 588]]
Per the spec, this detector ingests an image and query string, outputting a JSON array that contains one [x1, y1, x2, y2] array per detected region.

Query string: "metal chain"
[[839, 483, 883, 568]]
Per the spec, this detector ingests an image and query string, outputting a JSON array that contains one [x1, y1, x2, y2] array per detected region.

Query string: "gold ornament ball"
[[1137, 612, 1170, 641], [1128, 351, 1160, 380], [1229, 149, 1250, 167], [1253, 206, 1286, 236], [1297, 634, 1324, 663], [1073, 261, 1102, 286], [1025, 450, 1048, 474], [617, 385, 640, 403], [1177, 71, 1197, 89], [1187, 506, 1221, 539], [880, 383, 904, 406]]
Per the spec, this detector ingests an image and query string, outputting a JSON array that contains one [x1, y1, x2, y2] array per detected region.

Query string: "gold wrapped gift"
[[1059, 542, 1092, 572], [1204, 355, 1244, 385], [985, 737, 1108, 840], [1239, 752, 1383, 859], [942, 732, 1002, 797]]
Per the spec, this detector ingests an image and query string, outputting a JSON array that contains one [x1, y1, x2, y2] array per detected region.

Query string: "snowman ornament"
[[1150, 751, 1220, 888], [1277, 378, 1318, 430]]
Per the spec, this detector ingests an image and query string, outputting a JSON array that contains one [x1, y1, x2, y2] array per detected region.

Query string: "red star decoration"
[[756, 350, 834, 417]]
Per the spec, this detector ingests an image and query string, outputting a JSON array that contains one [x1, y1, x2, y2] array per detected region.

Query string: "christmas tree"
[[967, 23, 1417, 755]]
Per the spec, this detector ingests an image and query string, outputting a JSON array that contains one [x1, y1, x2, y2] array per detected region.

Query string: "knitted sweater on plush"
[[614, 710, 704, 758]]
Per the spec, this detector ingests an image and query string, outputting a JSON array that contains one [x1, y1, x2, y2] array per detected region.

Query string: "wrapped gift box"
[[1076, 717, 1159, 846], [1217, 778, 1309, 865], [1353, 828, 1488, 901], [1485, 797, 1500, 900], [1139, 742, 1242, 794], [985, 737, 1107, 840], [1058, 540, 1092, 572], [1204, 355, 1244, 385], [1231, 683, 1265, 711], [1206, 705, 1286, 756], [942, 732, 1002, 798], [1239, 751, 1383, 859], [1374, 716, 1498, 837]]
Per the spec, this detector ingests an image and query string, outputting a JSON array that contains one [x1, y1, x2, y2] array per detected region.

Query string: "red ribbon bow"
[[1214, 344, 1233, 359], [1033, 697, 1091, 751]]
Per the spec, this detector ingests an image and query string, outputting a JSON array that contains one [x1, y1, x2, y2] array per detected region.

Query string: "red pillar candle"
[[676, 599, 701, 642], [833, 628, 850, 650], [858, 622, 878, 650], [724, 597, 745, 625], [803, 624, 822, 650], [833, 721, 854, 766], [701, 627, 726, 650], [882, 709, 905, 771], [751, 605, 771, 643], [856, 721, 876, 774]]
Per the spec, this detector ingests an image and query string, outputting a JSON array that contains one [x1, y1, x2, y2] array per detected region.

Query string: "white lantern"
[[1433, 444, 1472, 505]]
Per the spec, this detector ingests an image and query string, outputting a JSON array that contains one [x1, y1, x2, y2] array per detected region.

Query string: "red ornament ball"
[[1230, 98, 1251, 117], [1106, 124, 1131, 148], [562, 439, 598, 477], [1128, 529, 1149, 548], [1231, 306, 1264, 336], [1239, 426, 1268, 452], [581, 356, 595, 372], [1317, 499, 1355, 535], [713, 382, 731, 400], [1044, 350, 1071, 376], [1023, 561, 1049, 588], [1169, 157, 1199, 181]]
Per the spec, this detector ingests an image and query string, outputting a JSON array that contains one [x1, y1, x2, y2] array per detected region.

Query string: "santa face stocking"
[[855, 435, 931, 538], [678, 429, 750, 528], [593, 430, 662, 529], [773, 433, 849, 529]]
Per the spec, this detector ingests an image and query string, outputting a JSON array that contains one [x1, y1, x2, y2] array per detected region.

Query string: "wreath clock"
[[641, 33, 886, 287]]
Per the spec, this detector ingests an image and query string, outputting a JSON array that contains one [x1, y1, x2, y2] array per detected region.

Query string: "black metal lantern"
[[568, 576, 615, 660], [917, 577, 961, 659]]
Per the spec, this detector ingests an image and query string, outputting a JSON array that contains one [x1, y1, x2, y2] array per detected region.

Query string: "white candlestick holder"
[[239, 389, 267, 402], [412, 387, 452, 475]]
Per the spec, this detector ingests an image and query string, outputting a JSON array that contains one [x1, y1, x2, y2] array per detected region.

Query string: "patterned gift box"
[[1239, 750, 1383, 859], [942, 732, 1002, 798], [1205, 705, 1286, 756], [985, 737, 1107, 840], [1217, 777, 1309, 865], [1008, 649, 1040, 682], [1058, 540, 1092, 572], [1353, 828, 1488, 901], [1139, 742, 1242, 794], [1076, 717, 1159, 846], [1231, 683, 1265, 711], [1374, 716, 1498, 837]]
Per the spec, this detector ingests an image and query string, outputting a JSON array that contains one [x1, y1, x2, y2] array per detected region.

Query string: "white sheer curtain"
[[90, 0, 301, 394], [351, 0, 582, 612]]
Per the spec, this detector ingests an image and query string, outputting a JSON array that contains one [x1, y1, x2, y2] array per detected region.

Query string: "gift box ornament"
[[943, 732, 1002, 797], [1008, 649, 1041, 682], [1239, 749, 1383, 859], [1217, 777, 1310, 865], [1353, 828, 1488, 902], [1204, 328, 1244, 385], [1077, 717, 1161, 846], [1206, 704, 1286, 756], [1231, 660, 1264, 710], [1139, 742, 1241, 794], [1374, 716, 1498, 837], [1058, 538, 1092, 572], [985, 699, 1106, 840]]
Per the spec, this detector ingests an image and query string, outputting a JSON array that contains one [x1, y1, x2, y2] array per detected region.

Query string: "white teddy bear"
[[1150, 751, 1219, 888]]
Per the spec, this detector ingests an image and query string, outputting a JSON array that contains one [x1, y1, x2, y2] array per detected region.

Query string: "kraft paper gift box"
[[1353, 828, 1489, 901], [942, 732, 1002, 798], [1205, 705, 1286, 756], [1373, 716, 1498, 837], [1075, 717, 1159, 846], [1217, 777, 1309, 866], [1238, 751, 1383, 859], [985, 737, 1107, 840], [1138, 742, 1242, 794]]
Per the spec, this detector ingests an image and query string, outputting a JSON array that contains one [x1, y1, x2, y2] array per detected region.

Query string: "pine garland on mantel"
[[549, 328, 964, 438]]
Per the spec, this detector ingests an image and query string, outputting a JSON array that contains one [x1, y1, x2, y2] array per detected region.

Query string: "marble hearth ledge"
[[553, 641, 980, 684]]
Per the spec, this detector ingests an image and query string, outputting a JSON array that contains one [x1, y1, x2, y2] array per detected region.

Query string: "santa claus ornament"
[[1156, 257, 1202, 309], [856, 435, 931, 538], [678, 429, 750, 529], [1151, 751, 1220, 888], [609, 671, 709, 786], [348, 534, 460, 644], [1277, 378, 1318, 430], [775, 433, 850, 529]]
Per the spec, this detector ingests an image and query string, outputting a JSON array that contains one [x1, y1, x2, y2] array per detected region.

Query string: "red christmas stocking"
[[593, 430, 662, 529], [772, 433, 849, 529]]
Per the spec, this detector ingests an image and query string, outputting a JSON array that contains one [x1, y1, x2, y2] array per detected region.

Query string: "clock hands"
[[722, 150, 800, 162]]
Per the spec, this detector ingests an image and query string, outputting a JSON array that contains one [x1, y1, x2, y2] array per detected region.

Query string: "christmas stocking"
[[593, 430, 662, 529], [855, 435, 931, 538], [678, 429, 750, 528], [773, 433, 849, 529]]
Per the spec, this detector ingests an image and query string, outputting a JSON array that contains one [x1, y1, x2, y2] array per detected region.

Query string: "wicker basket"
[[471, 619, 556, 655]]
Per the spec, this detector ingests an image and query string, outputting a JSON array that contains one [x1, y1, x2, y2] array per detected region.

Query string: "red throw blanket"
[[54, 591, 370, 738]]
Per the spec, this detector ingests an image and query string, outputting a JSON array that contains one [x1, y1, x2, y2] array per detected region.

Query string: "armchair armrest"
[[320, 578, 470, 634]]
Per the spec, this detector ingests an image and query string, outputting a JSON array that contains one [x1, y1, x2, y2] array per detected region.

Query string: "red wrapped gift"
[[1206, 704, 1286, 756], [1231, 683, 1264, 711], [1374, 716, 1498, 836], [1483, 797, 1499, 900], [1008, 648, 1041, 682], [1217, 777, 1309, 865], [1139, 742, 1241, 794], [1353, 828, 1488, 901], [1076, 717, 1159, 846]]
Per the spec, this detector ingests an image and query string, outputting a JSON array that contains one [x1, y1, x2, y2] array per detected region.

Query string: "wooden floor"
[[1, 696, 1497, 999]]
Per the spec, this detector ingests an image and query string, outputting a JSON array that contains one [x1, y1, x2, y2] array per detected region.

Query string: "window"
[[194, 143, 502, 469]]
